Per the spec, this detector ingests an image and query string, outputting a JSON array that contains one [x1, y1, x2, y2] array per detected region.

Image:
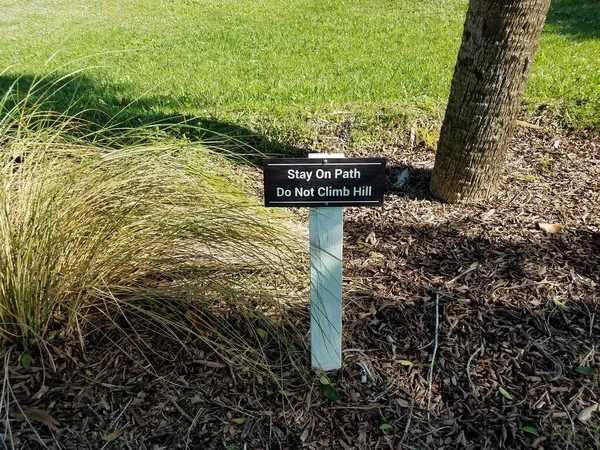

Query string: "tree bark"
[[430, 0, 551, 203]]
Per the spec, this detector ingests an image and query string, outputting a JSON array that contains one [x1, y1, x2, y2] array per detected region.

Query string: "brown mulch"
[[1, 128, 599, 450]]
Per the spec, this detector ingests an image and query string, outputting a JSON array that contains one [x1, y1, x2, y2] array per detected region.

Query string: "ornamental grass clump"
[[0, 74, 306, 376]]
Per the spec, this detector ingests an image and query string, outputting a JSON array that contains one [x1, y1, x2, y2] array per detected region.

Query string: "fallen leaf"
[[319, 376, 331, 385], [13, 407, 59, 431], [451, 375, 457, 386], [20, 354, 33, 370], [320, 383, 341, 402], [396, 398, 410, 408], [538, 223, 564, 234], [379, 423, 393, 431], [101, 430, 124, 442], [232, 417, 245, 425], [574, 366, 597, 375], [400, 360, 413, 367], [499, 386, 513, 401], [578, 403, 598, 422], [300, 426, 310, 442], [32, 385, 49, 400], [256, 328, 268, 340], [522, 426, 539, 437], [553, 298, 567, 309]]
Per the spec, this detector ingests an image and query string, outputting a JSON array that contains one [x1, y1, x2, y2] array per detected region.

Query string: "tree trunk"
[[430, 0, 551, 203]]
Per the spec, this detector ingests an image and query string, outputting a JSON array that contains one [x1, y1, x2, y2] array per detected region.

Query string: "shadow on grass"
[[0, 71, 304, 158], [545, 0, 600, 41]]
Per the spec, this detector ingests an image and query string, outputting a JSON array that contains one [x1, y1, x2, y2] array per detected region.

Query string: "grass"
[[0, 0, 598, 142], [0, 75, 308, 381]]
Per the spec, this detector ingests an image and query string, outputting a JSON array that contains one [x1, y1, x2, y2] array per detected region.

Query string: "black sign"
[[263, 157, 386, 207]]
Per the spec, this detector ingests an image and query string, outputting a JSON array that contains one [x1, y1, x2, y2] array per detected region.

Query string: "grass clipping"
[[0, 118, 306, 375]]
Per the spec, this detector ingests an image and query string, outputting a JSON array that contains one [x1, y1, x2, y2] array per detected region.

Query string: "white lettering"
[[315, 169, 331, 179], [287, 169, 313, 181], [334, 168, 361, 179], [295, 187, 314, 196], [318, 186, 350, 197], [352, 186, 371, 196]]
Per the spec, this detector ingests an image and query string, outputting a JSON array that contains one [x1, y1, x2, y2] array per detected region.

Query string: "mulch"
[[1, 127, 599, 450]]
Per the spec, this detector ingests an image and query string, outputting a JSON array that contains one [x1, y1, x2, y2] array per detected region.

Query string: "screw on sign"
[[263, 154, 386, 371]]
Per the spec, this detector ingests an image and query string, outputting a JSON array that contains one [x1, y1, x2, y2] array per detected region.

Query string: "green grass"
[[1, 0, 598, 139]]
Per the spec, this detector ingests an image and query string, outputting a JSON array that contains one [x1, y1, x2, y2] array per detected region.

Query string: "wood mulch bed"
[[1, 128, 598, 450]]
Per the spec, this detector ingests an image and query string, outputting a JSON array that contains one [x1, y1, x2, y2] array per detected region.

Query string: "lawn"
[[0, 0, 598, 137]]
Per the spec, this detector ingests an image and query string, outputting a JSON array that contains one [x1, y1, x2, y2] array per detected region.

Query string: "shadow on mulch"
[[338, 210, 599, 448], [3, 216, 598, 449], [386, 164, 433, 201]]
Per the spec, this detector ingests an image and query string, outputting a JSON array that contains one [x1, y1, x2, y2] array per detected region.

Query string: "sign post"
[[263, 155, 385, 371], [308, 153, 344, 371]]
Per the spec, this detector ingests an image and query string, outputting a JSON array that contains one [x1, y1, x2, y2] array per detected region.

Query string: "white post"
[[309, 153, 344, 371]]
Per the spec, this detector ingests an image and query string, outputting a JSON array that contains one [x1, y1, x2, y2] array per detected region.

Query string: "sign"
[[263, 157, 386, 207], [262, 154, 386, 372]]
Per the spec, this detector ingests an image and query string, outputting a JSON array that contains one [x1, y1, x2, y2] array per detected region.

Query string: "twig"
[[193, 359, 226, 369], [466, 344, 484, 396], [171, 398, 195, 423], [184, 408, 206, 450], [447, 265, 477, 285], [397, 401, 414, 450], [427, 293, 440, 416], [326, 404, 384, 410], [585, 303, 595, 338]]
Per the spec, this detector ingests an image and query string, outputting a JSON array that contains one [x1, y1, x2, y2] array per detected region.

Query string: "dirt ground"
[[1, 127, 599, 450]]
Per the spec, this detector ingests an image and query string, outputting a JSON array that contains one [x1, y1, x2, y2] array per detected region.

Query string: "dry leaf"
[[300, 426, 310, 442], [515, 120, 542, 130], [396, 398, 410, 408], [13, 407, 59, 431], [101, 430, 124, 442], [538, 223, 564, 234], [32, 385, 49, 400], [578, 403, 598, 422]]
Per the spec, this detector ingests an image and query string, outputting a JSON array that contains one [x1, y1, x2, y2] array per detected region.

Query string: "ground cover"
[[1, 127, 598, 450]]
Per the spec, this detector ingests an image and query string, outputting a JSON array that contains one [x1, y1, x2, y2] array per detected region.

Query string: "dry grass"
[[0, 74, 309, 386]]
